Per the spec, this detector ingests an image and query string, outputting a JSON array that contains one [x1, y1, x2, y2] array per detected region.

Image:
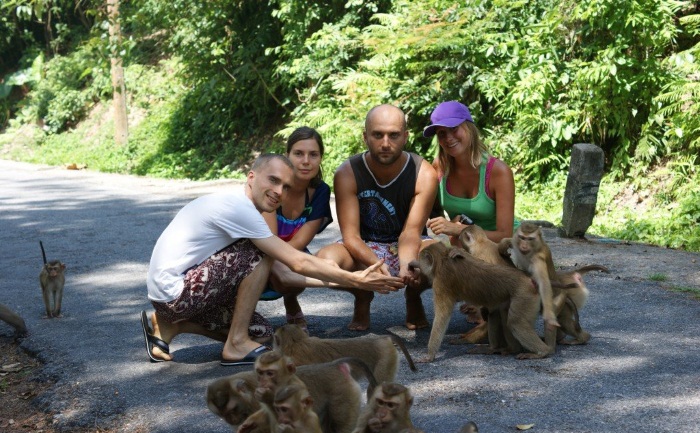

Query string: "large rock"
[[560, 143, 605, 238]]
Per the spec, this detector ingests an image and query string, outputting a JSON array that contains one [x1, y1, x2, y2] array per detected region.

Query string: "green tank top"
[[439, 154, 519, 232]]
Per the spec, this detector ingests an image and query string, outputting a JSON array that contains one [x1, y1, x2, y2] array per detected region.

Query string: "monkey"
[[407, 242, 553, 360], [498, 225, 609, 348], [455, 225, 588, 346], [353, 382, 414, 433], [274, 384, 323, 433], [499, 222, 560, 331], [207, 354, 377, 433], [207, 374, 259, 427], [450, 224, 515, 344], [546, 264, 610, 347], [39, 241, 65, 318], [272, 324, 416, 384], [458, 224, 513, 268], [0, 303, 27, 337]]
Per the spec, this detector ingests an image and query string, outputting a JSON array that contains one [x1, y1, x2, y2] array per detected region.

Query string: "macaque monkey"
[[408, 242, 553, 360], [458, 224, 513, 268], [0, 303, 27, 337], [207, 374, 259, 427], [272, 324, 416, 384], [39, 242, 65, 318], [547, 264, 609, 347], [499, 222, 560, 330], [353, 382, 414, 433], [274, 384, 322, 433], [208, 354, 376, 433], [452, 225, 515, 344]]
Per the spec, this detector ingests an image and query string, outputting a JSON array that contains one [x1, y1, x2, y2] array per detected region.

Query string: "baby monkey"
[[39, 241, 66, 318]]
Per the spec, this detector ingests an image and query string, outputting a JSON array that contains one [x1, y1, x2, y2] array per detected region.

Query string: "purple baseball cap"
[[423, 101, 473, 138]]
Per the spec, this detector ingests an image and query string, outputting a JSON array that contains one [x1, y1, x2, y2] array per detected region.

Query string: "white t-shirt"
[[147, 189, 273, 302]]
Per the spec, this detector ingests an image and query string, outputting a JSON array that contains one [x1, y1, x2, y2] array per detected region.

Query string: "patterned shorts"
[[151, 238, 273, 339], [338, 237, 433, 277]]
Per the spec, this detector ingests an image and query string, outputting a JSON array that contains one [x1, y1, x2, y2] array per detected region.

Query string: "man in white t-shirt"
[[142, 154, 404, 366]]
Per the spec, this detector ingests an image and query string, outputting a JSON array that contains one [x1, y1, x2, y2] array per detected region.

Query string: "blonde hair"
[[434, 122, 488, 177]]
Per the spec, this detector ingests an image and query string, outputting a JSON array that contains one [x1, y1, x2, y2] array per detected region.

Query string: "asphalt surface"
[[1, 159, 699, 433]]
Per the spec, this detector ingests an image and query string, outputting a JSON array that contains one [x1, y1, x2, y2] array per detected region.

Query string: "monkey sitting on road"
[[272, 324, 416, 384], [408, 242, 553, 361], [39, 241, 66, 318]]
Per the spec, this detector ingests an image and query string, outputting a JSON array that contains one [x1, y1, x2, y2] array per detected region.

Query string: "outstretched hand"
[[355, 260, 404, 294]]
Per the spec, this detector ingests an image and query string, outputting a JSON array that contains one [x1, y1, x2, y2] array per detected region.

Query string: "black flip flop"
[[220, 345, 271, 366], [141, 310, 170, 363]]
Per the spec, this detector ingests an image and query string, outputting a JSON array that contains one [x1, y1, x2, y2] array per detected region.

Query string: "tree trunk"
[[108, 0, 128, 146]]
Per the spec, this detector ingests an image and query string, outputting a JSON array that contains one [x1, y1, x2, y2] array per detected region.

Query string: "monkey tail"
[[574, 265, 610, 274], [388, 334, 417, 372], [40, 241, 47, 265]]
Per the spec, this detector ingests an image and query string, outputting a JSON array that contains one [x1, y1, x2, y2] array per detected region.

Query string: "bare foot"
[[149, 312, 175, 361], [348, 294, 372, 331], [222, 338, 266, 362], [405, 290, 429, 330]]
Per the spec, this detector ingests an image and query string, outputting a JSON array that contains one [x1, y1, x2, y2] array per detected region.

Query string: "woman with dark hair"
[[261, 126, 333, 332]]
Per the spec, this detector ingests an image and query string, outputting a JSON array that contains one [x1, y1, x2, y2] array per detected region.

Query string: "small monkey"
[[272, 324, 416, 384], [39, 241, 66, 318], [408, 242, 553, 360], [353, 382, 414, 433], [0, 303, 27, 337], [274, 384, 322, 433], [500, 222, 559, 330]]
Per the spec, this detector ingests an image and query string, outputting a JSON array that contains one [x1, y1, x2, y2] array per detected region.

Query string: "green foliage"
[[1, 0, 700, 253]]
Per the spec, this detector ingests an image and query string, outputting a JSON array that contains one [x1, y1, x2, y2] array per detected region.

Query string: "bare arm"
[[486, 159, 516, 243], [333, 161, 390, 275], [252, 235, 403, 293], [398, 159, 438, 285]]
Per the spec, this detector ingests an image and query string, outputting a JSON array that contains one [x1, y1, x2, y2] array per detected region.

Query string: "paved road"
[[1, 159, 699, 432]]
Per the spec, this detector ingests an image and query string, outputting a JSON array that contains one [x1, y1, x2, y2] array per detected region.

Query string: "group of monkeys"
[[0, 241, 66, 337], [0, 226, 609, 432], [207, 323, 477, 433], [206, 222, 608, 432], [410, 221, 608, 362]]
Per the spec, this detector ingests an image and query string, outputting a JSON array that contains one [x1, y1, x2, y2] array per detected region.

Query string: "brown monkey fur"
[[498, 223, 609, 348], [274, 383, 323, 433], [501, 221, 559, 330], [207, 354, 377, 433], [546, 264, 609, 347], [0, 303, 27, 336], [408, 242, 553, 360], [452, 224, 514, 344], [353, 382, 414, 433], [457, 224, 597, 347], [273, 324, 416, 383], [39, 260, 66, 318]]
